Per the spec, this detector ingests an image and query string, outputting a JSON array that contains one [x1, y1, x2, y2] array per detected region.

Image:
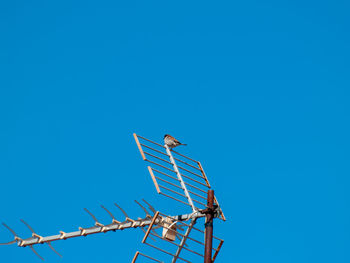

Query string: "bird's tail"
[[179, 143, 187, 146]]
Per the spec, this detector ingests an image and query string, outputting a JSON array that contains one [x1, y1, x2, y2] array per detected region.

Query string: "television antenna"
[[1, 133, 225, 262]]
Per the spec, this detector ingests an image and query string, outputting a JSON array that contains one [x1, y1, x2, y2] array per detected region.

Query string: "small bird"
[[164, 134, 187, 149]]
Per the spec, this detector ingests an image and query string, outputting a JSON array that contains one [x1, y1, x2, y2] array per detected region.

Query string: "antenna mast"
[[1, 133, 226, 262]]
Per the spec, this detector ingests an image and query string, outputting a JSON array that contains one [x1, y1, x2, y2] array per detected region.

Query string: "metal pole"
[[204, 190, 214, 263]]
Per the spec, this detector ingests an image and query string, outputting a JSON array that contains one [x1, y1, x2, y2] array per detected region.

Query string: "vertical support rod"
[[204, 190, 214, 263], [172, 218, 197, 263], [165, 145, 196, 212]]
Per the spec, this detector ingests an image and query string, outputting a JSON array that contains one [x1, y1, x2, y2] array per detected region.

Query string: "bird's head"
[[164, 134, 169, 138]]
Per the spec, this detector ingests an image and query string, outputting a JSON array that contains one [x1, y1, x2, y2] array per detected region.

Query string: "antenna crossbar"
[[17, 217, 156, 247], [132, 251, 164, 263], [9, 211, 203, 248]]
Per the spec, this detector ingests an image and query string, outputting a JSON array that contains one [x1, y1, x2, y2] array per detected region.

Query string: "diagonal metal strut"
[[165, 145, 196, 212]]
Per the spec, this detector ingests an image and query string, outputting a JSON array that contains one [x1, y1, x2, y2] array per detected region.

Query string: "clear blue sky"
[[0, 1, 349, 262]]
